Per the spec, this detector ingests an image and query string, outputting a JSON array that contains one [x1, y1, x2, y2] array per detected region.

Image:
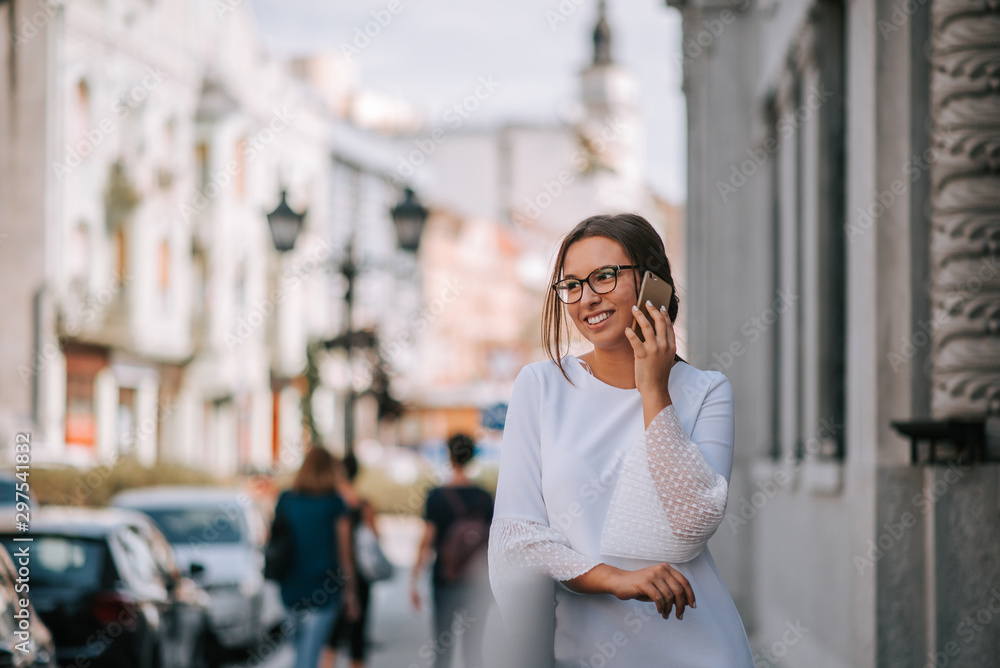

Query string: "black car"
[[0, 507, 215, 668], [0, 542, 55, 667]]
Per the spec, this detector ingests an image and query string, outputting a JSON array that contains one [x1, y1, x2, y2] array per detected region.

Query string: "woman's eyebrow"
[[562, 264, 612, 280]]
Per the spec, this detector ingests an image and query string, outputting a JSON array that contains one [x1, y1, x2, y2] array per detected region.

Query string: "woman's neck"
[[580, 347, 636, 389]]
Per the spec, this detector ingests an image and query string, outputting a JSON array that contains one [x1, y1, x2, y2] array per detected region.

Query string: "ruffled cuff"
[[488, 517, 601, 583]]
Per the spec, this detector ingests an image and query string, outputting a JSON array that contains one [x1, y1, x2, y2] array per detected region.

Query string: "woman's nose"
[[580, 282, 601, 304]]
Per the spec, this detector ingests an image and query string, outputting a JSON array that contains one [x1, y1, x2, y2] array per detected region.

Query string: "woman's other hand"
[[343, 587, 360, 622], [564, 562, 695, 620], [609, 563, 695, 621]]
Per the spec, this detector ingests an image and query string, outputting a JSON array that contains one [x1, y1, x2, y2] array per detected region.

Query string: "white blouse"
[[489, 354, 753, 667]]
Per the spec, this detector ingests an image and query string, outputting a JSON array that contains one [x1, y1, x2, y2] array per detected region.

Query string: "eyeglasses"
[[551, 265, 639, 304]]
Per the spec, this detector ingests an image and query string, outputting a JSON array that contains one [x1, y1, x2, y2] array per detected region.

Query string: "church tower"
[[577, 0, 642, 184]]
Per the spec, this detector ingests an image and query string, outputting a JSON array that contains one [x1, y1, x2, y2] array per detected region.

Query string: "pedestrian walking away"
[[411, 433, 494, 668]]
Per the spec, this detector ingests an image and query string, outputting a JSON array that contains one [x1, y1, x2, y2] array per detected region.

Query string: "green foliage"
[[31, 455, 218, 507]]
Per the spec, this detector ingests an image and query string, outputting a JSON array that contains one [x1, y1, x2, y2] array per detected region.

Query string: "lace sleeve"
[[600, 404, 729, 563], [489, 517, 601, 583]]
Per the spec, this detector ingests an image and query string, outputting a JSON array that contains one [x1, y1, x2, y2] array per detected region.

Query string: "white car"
[[110, 486, 283, 651]]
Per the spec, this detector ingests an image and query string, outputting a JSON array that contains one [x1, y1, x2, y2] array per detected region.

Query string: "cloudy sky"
[[248, 0, 687, 203]]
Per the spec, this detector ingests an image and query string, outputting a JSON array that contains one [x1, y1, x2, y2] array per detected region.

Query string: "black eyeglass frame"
[[551, 264, 640, 304]]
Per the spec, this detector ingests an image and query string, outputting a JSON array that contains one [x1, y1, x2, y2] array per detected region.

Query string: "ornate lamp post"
[[324, 187, 429, 458]]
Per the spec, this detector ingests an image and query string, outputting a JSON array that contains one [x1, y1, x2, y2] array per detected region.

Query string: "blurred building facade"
[[671, 0, 1000, 664], [395, 0, 687, 404], [0, 0, 423, 476]]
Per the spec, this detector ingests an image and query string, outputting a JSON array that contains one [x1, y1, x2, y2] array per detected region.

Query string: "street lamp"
[[321, 186, 429, 458], [390, 187, 429, 253], [266, 190, 306, 253]]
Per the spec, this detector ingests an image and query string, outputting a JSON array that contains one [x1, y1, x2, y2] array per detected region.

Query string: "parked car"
[[0, 507, 214, 668], [110, 486, 280, 651], [0, 543, 55, 667], [0, 475, 36, 515]]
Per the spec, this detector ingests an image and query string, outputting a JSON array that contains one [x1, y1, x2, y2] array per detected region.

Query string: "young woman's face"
[[561, 236, 639, 350]]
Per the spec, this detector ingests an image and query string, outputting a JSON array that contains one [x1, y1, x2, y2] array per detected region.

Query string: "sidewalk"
[[364, 515, 432, 667], [364, 515, 504, 668]]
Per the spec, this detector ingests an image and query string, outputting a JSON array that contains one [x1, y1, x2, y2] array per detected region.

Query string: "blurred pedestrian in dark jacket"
[[411, 434, 494, 668], [323, 454, 378, 668], [275, 447, 357, 668]]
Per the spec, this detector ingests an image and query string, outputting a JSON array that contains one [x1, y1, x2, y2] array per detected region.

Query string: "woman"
[[411, 433, 494, 668], [488, 213, 753, 667], [274, 447, 358, 668]]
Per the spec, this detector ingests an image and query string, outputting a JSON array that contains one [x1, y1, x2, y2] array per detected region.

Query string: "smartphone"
[[632, 271, 674, 342]]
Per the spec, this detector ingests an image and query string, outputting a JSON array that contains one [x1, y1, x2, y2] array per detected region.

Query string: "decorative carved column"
[[928, 0, 1000, 418]]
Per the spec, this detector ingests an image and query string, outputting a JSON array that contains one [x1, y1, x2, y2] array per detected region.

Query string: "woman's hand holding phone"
[[625, 273, 677, 426]]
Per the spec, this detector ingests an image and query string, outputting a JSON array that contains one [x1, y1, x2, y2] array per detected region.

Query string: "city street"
[[223, 516, 504, 668]]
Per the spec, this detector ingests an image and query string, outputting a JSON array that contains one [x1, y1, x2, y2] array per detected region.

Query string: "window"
[[770, 0, 846, 461], [235, 137, 246, 199], [114, 228, 128, 281], [196, 142, 209, 193], [157, 238, 171, 306]]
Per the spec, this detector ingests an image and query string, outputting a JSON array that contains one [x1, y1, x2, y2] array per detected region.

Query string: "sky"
[[247, 0, 687, 204]]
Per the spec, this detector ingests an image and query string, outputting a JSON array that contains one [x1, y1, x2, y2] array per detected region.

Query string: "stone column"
[[928, 0, 1000, 419]]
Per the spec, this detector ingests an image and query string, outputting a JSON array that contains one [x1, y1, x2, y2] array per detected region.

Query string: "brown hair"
[[291, 446, 340, 495], [542, 213, 682, 384]]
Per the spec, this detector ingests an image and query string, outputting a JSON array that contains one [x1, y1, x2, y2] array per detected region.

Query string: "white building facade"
[[0, 0, 421, 476]]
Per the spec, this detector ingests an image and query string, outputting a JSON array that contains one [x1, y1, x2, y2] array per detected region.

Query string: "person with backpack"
[[410, 433, 494, 668]]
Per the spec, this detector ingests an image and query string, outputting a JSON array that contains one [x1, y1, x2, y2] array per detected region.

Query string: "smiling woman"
[[488, 213, 753, 667]]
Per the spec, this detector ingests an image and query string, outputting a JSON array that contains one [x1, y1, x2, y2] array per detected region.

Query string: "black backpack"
[[437, 488, 490, 583]]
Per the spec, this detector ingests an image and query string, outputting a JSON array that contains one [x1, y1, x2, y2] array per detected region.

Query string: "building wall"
[[675, 0, 1000, 665]]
